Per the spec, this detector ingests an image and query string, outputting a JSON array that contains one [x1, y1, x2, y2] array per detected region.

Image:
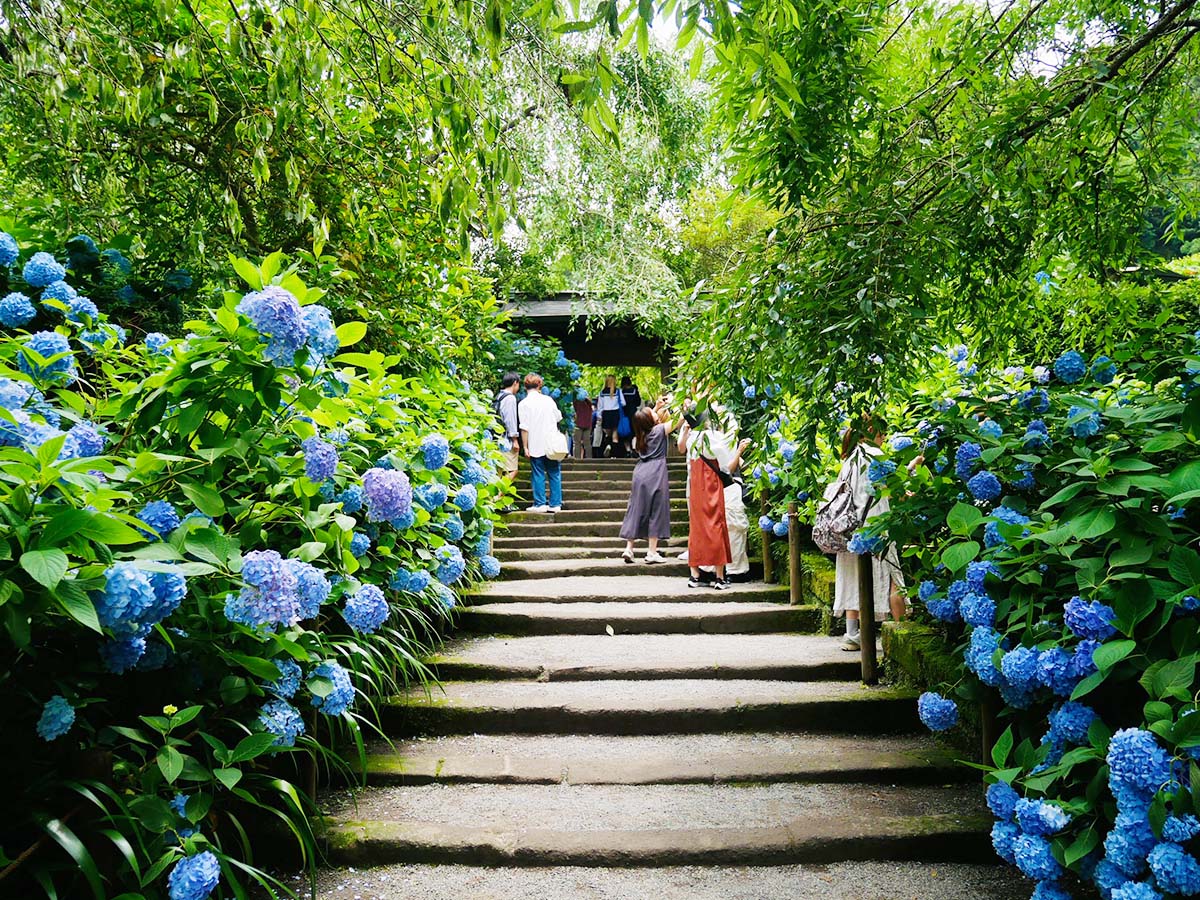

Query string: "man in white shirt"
[[517, 372, 564, 513]]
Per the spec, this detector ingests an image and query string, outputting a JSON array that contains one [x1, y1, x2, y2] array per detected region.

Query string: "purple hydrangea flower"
[[224, 550, 300, 628], [236, 285, 307, 365], [363, 467, 413, 524], [342, 583, 388, 633], [301, 435, 338, 482]]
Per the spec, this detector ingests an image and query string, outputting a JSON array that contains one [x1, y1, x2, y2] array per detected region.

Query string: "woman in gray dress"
[[619, 400, 676, 564]]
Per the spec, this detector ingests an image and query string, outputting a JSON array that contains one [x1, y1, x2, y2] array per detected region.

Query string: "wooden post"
[[760, 497, 775, 584], [787, 502, 802, 605], [857, 553, 878, 685]]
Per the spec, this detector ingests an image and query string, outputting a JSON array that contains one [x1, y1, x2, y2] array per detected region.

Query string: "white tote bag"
[[546, 428, 569, 461]]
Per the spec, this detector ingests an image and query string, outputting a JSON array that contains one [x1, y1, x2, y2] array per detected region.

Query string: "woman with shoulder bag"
[[678, 408, 733, 590], [698, 427, 753, 582]]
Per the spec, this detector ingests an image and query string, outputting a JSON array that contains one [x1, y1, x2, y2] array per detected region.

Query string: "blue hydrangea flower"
[[916, 692, 958, 731], [1019, 388, 1050, 412], [772, 520, 789, 538], [414, 481, 449, 512], [1013, 462, 1036, 491], [22, 252, 65, 288], [1148, 842, 1200, 894], [1105, 810, 1156, 877], [421, 434, 451, 471], [454, 484, 478, 512], [36, 695, 75, 741], [148, 567, 188, 622], [1001, 645, 1040, 693], [100, 248, 131, 277], [867, 459, 896, 483], [309, 660, 355, 717], [759, 515, 773, 531], [1013, 833, 1062, 881], [61, 421, 107, 458], [41, 280, 77, 305], [966, 561, 1000, 592], [960, 592, 995, 627], [301, 435, 338, 482], [1064, 596, 1117, 641], [389, 568, 412, 591], [95, 562, 158, 635], [0, 377, 32, 410], [780, 441, 798, 462], [407, 570, 432, 593], [1068, 405, 1103, 438], [1037, 648, 1077, 697], [480, 555, 501, 579], [18, 330, 75, 383], [144, 332, 171, 355], [0, 232, 17, 266], [979, 419, 1003, 439], [363, 467, 413, 523], [0, 291, 36, 326], [847, 531, 882, 555], [139, 500, 181, 537], [1163, 815, 1200, 843], [391, 508, 416, 531], [947, 345, 969, 363], [257, 697, 306, 749], [954, 442, 981, 480], [966, 626, 1004, 686], [350, 531, 371, 558], [986, 781, 1020, 820], [1093, 859, 1131, 897], [100, 636, 147, 673], [285, 558, 330, 619], [1031, 882, 1073, 900], [136, 640, 171, 671], [236, 286, 307, 365], [1024, 419, 1052, 451], [743, 384, 756, 400], [1015, 798, 1071, 835], [461, 460, 490, 486], [1108, 728, 1172, 806], [917, 581, 937, 602], [167, 850, 221, 900], [889, 434, 914, 451], [265, 659, 302, 699], [337, 484, 364, 514], [79, 323, 125, 352], [224, 550, 300, 628], [1110, 883, 1162, 900], [984, 506, 1030, 548], [1092, 355, 1117, 385], [442, 514, 465, 542], [301, 304, 340, 359], [343, 583, 388, 633], [967, 470, 1002, 501], [926, 597, 961, 622], [1053, 350, 1087, 384], [169, 793, 189, 818], [435, 545, 466, 585], [992, 820, 1019, 864]]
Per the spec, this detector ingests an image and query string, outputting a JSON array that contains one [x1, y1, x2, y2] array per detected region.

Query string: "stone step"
[[429, 634, 857, 682], [458, 602, 821, 636], [515, 488, 649, 501], [495, 547, 687, 563], [501, 521, 687, 538], [321, 782, 990, 867], [493, 535, 688, 550], [498, 558, 696, 579], [306, 860, 1030, 899], [536, 498, 690, 511], [468, 575, 787, 605], [507, 508, 680, 524], [360, 732, 967, 786], [381, 680, 920, 735]]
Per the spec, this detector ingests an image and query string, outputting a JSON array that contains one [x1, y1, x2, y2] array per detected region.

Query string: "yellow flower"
[[163, 704, 179, 715]]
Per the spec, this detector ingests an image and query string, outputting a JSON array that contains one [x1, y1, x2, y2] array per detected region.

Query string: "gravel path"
[[297, 862, 1027, 899]]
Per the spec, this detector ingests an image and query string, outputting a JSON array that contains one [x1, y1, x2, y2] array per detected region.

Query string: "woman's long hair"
[[603, 375, 616, 394], [633, 408, 656, 455]]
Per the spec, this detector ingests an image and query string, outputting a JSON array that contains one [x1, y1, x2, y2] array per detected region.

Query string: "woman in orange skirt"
[[678, 414, 732, 590]]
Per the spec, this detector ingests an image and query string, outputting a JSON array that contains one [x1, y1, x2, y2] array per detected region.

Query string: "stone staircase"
[[318, 458, 1005, 897]]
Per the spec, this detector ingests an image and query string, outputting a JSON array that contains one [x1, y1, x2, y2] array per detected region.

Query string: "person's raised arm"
[[728, 437, 752, 473], [677, 421, 691, 455]]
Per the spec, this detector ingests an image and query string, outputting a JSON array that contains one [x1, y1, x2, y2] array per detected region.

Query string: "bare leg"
[[648, 537, 659, 553], [690, 566, 701, 579], [716, 565, 726, 580], [889, 581, 906, 622], [625, 540, 635, 554]]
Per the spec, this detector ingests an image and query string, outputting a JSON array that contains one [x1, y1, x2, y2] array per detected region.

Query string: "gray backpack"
[[812, 448, 868, 554]]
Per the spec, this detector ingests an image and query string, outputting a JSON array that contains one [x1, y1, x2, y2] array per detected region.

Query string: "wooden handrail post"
[[857, 553, 878, 685], [787, 502, 802, 605], [760, 497, 775, 584]]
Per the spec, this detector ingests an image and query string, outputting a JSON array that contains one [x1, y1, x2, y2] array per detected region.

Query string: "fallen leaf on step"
[[605, 625, 614, 636]]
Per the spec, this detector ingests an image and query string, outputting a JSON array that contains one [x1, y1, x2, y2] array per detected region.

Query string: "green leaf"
[[229, 732, 281, 763], [225, 650, 287, 681], [1067, 508, 1117, 541], [991, 726, 1014, 767], [214, 767, 243, 790], [54, 580, 101, 632], [157, 746, 184, 784], [78, 514, 144, 545], [41, 818, 105, 899], [1144, 432, 1187, 453], [40, 509, 92, 547], [1093, 639, 1135, 673], [230, 255, 263, 290], [295, 541, 326, 562], [1071, 669, 1108, 700], [947, 502, 983, 535], [20, 548, 69, 589], [1153, 656, 1196, 701], [940, 541, 980, 572], [1169, 546, 1200, 590], [180, 482, 226, 518], [334, 321, 367, 348], [1064, 825, 1100, 866]]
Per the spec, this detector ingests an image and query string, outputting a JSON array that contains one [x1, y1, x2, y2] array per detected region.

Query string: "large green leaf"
[[20, 548, 69, 589]]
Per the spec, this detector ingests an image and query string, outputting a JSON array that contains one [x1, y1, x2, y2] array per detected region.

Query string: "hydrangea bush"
[[864, 337, 1200, 898], [0, 239, 509, 898]]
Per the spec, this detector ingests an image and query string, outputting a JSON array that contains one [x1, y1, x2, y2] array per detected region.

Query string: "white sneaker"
[[549, 506, 562, 513], [840, 635, 861, 651], [645, 551, 666, 564], [526, 505, 550, 513]]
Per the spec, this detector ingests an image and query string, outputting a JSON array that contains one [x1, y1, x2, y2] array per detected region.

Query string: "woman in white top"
[[831, 415, 907, 650], [595, 375, 625, 458]]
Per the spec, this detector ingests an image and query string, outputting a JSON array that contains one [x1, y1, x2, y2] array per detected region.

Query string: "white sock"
[[846, 618, 860, 638]]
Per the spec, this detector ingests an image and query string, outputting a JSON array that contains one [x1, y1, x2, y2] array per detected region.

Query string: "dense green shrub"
[[0, 238, 508, 898], [862, 331, 1200, 898]]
